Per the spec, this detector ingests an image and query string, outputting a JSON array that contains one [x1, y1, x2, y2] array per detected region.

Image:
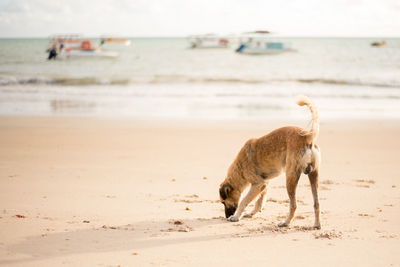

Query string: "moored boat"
[[61, 48, 119, 58], [371, 41, 387, 47], [47, 34, 119, 59], [235, 30, 294, 55], [236, 41, 293, 54], [100, 36, 131, 46], [188, 34, 229, 48]]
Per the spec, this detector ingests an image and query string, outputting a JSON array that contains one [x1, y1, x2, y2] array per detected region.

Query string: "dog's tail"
[[296, 95, 319, 142]]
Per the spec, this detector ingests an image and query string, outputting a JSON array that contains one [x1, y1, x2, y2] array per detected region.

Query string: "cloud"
[[0, 0, 399, 37]]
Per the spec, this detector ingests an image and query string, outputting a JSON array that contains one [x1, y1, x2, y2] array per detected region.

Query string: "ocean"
[[1, 37, 400, 120]]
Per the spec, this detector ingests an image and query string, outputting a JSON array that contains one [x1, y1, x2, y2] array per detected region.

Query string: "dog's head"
[[219, 183, 239, 218]]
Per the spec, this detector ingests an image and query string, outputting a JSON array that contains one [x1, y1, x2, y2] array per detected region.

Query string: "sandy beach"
[[0, 116, 399, 266]]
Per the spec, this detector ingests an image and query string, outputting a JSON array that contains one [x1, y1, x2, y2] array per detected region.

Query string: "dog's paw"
[[227, 215, 239, 222], [242, 213, 254, 218], [313, 224, 321, 230], [278, 221, 288, 228]]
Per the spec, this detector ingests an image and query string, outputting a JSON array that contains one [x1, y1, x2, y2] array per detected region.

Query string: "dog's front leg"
[[243, 183, 268, 218], [228, 183, 264, 222]]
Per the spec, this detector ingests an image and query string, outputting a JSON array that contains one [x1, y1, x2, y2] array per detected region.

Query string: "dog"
[[219, 96, 321, 229]]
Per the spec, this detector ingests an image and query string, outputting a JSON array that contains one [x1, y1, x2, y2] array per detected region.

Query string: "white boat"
[[188, 34, 229, 48], [47, 34, 119, 59], [236, 41, 293, 55], [235, 31, 294, 55], [100, 36, 131, 46]]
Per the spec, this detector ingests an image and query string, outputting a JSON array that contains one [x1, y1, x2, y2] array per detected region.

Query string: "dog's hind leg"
[[243, 182, 268, 218], [308, 169, 321, 229], [228, 183, 265, 222], [278, 169, 301, 227]]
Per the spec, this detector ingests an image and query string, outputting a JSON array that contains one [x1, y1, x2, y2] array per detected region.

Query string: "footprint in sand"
[[354, 179, 376, 188]]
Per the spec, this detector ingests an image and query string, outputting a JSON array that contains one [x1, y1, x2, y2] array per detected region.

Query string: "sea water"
[[0, 37, 399, 120]]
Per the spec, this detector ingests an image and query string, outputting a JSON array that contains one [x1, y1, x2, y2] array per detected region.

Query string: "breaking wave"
[[1, 75, 400, 89], [0, 77, 130, 86]]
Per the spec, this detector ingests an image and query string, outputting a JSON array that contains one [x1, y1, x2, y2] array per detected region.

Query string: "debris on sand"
[[313, 230, 342, 239], [161, 220, 194, 232], [321, 180, 335, 185], [355, 179, 375, 184], [102, 225, 117, 229], [320, 186, 331, 190], [185, 194, 199, 198], [162, 225, 193, 233], [15, 214, 26, 218], [358, 213, 374, 217], [379, 234, 397, 239], [161, 227, 193, 233], [174, 198, 202, 203]]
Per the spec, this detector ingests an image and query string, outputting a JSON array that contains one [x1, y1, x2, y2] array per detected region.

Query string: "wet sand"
[[0, 116, 399, 266]]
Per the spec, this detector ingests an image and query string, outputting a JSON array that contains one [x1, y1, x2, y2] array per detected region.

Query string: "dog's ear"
[[219, 184, 232, 200]]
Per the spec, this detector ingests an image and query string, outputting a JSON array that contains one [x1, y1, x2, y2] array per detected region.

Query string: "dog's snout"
[[225, 205, 237, 218]]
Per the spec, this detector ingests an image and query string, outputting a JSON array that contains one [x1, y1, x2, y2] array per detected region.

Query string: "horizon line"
[[0, 35, 399, 39]]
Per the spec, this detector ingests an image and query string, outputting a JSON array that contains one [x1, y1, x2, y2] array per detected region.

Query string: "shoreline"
[[1, 114, 400, 128], [2, 81, 400, 121]]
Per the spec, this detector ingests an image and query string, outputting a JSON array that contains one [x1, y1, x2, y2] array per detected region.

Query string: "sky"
[[0, 0, 399, 38]]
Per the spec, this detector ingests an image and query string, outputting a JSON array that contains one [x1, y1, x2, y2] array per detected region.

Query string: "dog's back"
[[243, 126, 312, 180], [249, 95, 319, 164]]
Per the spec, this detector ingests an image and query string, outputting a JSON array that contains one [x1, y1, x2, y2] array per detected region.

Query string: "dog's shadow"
[[2, 217, 233, 265]]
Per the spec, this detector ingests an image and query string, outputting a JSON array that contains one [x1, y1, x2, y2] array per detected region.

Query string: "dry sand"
[[0, 116, 399, 266]]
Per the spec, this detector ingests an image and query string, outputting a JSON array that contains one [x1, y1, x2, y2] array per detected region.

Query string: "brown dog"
[[219, 96, 321, 229]]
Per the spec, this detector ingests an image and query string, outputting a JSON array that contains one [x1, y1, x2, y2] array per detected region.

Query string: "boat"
[[49, 34, 82, 49], [235, 31, 294, 55], [62, 47, 119, 58], [60, 39, 119, 58], [188, 34, 229, 48], [371, 41, 387, 47], [236, 41, 293, 55], [47, 34, 119, 59], [100, 36, 131, 46]]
